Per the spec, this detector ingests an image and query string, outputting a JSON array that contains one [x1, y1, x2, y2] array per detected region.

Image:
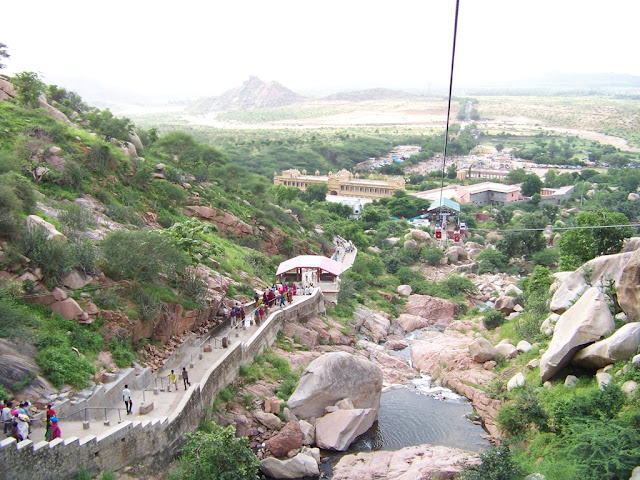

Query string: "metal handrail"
[[56, 406, 125, 424], [132, 294, 297, 403]]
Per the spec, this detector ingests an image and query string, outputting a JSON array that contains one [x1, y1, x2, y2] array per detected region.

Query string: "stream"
[[317, 328, 491, 478]]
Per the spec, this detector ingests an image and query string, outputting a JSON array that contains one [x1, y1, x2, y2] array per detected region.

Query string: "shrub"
[[564, 420, 640, 480], [58, 203, 95, 232], [553, 383, 625, 429], [93, 289, 121, 310], [440, 275, 477, 296], [35, 346, 95, 388], [60, 160, 84, 190], [530, 248, 560, 267], [0, 172, 37, 237], [101, 230, 189, 284], [70, 326, 104, 354], [71, 239, 99, 275], [396, 266, 424, 285], [514, 312, 544, 343], [0, 300, 40, 341], [168, 423, 260, 480], [421, 247, 445, 266], [89, 144, 117, 174], [497, 389, 549, 437], [18, 226, 75, 284], [458, 446, 520, 480], [476, 249, 509, 273], [105, 202, 144, 227], [109, 337, 136, 368], [483, 310, 506, 330]]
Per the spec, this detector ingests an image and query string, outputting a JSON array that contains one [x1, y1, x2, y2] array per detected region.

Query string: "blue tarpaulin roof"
[[427, 198, 461, 212]]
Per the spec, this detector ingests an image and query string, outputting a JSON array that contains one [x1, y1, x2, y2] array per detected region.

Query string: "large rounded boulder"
[[540, 287, 615, 381], [287, 352, 383, 420], [617, 248, 640, 322]]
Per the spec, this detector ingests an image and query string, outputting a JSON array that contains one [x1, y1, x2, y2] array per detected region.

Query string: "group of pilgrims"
[[1, 400, 60, 442], [223, 282, 314, 330]]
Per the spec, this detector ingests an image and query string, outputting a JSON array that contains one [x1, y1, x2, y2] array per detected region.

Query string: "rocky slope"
[[187, 76, 305, 114]]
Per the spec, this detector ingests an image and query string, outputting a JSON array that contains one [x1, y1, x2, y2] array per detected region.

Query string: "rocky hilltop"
[[187, 76, 305, 114]]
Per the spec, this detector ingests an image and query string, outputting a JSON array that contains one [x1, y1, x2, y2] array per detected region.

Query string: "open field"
[[129, 94, 640, 152]]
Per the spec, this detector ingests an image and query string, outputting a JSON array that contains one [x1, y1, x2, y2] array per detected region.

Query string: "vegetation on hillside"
[[3, 56, 640, 480]]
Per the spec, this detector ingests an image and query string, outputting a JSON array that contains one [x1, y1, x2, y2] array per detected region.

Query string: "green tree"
[[545, 169, 558, 188], [506, 168, 528, 184], [301, 183, 327, 203], [497, 212, 547, 259], [86, 108, 132, 141], [475, 249, 509, 273], [13, 71, 45, 108], [495, 208, 513, 227], [0, 42, 9, 70], [559, 210, 633, 269], [361, 205, 388, 229], [521, 174, 543, 197], [447, 163, 457, 179], [169, 423, 260, 480], [270, 185, 300, 204]]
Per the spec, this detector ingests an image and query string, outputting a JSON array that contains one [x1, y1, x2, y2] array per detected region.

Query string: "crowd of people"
[[1, 400, 60, 442]]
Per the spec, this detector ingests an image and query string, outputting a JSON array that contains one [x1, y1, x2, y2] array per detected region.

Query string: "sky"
[[2, 0, 640, 103]]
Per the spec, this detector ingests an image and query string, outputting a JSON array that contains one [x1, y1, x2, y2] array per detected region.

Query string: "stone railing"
[[0, 290, 324, 480]]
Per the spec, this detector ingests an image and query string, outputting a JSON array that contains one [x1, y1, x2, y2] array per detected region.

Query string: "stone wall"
[[0, 290, 323, 480]]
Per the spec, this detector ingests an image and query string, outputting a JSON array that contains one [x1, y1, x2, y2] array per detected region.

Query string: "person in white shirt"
[[1, 402, 12, 435], [122, 385, 132, 415]]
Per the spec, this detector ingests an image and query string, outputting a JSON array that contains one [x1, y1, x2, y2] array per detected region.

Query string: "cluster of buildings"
[[354, 145, 422, 171], [412, 181, 574, 207], [273, 168, 405, 199]]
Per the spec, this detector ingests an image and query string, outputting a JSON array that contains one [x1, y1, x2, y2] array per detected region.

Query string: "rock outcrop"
[[260, 452, 320, 479], [315, 407, 378, 451], [287, 352, 383, 419], [540, 287, 615, 381], [354, 306, 390, 343], [187, 205, 253, 237], [468, 337, 498, 363], [25, 215, 66, 241], [617, 248, 640, 322], [265, 421, 303, 457], [404, 295, 456, 327], [331, 444, 480, 480], [550, 251, 635, 313], [572, 322, 640, 369]]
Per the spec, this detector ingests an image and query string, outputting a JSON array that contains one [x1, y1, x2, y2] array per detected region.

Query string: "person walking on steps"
[[168, 370, 178, 392], [122, 385, 133, 415], [182, 367, 191, 390]]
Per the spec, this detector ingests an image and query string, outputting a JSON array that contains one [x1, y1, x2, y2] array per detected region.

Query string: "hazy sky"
[[3, 0, 639, 102]]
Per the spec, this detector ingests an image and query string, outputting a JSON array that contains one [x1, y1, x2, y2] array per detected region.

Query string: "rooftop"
[[276, 255, 344, 277]]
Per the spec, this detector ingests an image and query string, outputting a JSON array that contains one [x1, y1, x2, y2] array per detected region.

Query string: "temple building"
[[273, 168, 405, 199]]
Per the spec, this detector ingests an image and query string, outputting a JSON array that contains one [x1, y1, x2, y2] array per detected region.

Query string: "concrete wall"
[[0, 290, 323, 480]]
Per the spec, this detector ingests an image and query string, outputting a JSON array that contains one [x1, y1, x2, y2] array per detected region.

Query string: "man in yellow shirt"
[[167, 370, 178, 392]]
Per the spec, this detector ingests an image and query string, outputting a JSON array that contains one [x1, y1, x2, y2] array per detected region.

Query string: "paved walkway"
[[26, 242, 358, 444], [27, 298, 306, 442]]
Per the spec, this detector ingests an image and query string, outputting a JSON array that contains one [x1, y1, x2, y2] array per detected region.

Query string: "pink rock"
[[404, 295, 456, 326], [332, 444, 480, 480], [265, 421, 303, 457], [315, 408, 378, 451], [51, 298, 84, 320], [52, 287, 68, 301]]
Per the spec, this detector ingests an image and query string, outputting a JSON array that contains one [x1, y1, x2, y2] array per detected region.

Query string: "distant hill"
[[321, 88, 417, 102], [187, 76, 306, 114]]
